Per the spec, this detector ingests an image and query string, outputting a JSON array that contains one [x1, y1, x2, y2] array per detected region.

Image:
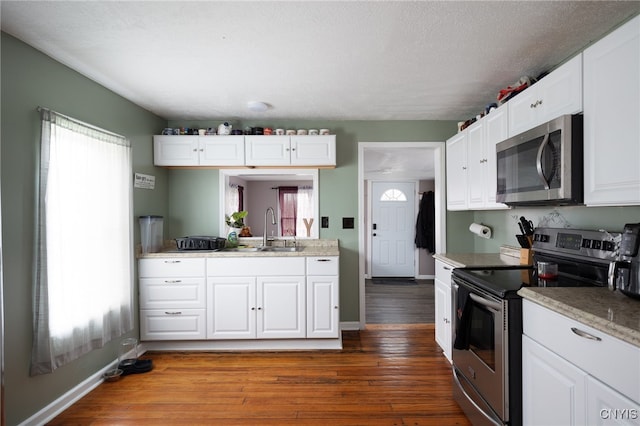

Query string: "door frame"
[[357, 142, 447, 328], [368, 180, 418, 278]]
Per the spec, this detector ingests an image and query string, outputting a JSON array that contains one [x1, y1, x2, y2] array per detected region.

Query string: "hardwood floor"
[[48, 325, 469, 425], [366, 279, 435, 324]]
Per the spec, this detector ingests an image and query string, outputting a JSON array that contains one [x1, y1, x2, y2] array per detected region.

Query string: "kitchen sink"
[[223, 246, 260, 252], [259, 246, 303, 252]]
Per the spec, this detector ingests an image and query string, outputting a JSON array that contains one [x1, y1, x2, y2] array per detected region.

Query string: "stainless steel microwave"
[[496, 114, 583, 206]]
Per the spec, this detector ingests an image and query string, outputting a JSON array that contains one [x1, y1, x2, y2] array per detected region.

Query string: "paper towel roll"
[[469, 223, 492, 239]]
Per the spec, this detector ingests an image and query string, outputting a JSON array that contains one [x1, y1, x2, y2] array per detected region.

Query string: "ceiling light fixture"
[[247, 101, 269, 112]]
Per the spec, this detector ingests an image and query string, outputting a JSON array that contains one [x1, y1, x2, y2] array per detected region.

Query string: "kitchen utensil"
[[519, 216, 534, 235], [516, 234, 530, 248]]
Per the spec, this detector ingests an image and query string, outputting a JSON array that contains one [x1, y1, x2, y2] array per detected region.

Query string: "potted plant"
[[225, 210, 247, 229], [225, 211, 248, 247]]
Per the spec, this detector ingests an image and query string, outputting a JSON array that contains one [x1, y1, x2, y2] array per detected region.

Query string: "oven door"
[[452, 278, 507, 423]]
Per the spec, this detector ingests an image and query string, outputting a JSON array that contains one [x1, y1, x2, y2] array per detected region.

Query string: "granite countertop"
[[138, 238, 340, 259], [434, 250, 522, 269], [518, 287, 640, 348]]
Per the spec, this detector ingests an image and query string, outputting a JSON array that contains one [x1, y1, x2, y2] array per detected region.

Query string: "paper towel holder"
[[469, 222, 492, 239]]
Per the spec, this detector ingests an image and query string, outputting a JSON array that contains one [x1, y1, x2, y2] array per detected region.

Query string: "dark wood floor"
[[366, 279, 434, 324], [48, 325, 469, 425]]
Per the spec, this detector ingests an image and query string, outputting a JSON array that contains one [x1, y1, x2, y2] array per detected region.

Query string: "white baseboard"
[[19, 359, 119, 426], [340, 321, 362, 331]]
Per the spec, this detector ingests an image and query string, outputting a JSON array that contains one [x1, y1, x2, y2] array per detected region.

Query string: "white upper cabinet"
[[245, 135, 291, 166], [446, 131, 468, 210], [508, 54, 583, 137], [245, 135, 336, 167], [583, 16, 640, 206], [154, 135, 245, 166], [446, 104, 508, 211]]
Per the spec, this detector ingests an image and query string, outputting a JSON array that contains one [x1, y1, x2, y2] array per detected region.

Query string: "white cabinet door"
[[306, 275, 339, 338], [466, 120, 486, 209], [245, 135, 291, 166], [522, 335, 588, 426], [199, 135, 245, 166], [153, 135, 199, 166], [290, 135, 336, 166], [139, 257, 206, 278], [257, 276, 306, 338], [434, 260, 453, 362], [584, 15, 640, 206], [446, 131, 468, 210], [434, 279, 452, 362], [586, 376, 640, 426], [140, 309, 206, 340], [508, 54, 583, 137], [483, 106, 509, 208], [207, 277, 257, 339], [139, 277, 206, 309]]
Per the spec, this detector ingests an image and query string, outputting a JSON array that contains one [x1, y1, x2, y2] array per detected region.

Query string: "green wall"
[[1, 33, 167, 425]]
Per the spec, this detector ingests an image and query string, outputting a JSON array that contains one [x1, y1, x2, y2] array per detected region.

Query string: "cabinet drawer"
[[140, 309, 206, 340], [306, 256, 339, 275], [523, 300, 640, 403], [139, 277, 206, 309], [435, 260, 454, 284], [207, 257, 305, 276], [139, 258, 205, 278]]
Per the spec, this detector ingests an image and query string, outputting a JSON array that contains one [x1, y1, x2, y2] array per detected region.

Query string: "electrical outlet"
[[321, 216, 329, 228], [343, 217, 354, 229]]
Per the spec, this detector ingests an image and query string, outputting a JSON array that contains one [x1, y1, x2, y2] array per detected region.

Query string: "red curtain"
[[278, 186, 298, 236]]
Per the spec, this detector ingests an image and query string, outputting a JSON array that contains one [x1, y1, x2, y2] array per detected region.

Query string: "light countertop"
[[138, 238, 339, 259], [433, 250, 522, 269], [518, 287, 640, 348]]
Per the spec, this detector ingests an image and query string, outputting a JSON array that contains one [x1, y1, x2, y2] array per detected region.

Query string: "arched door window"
[[379, 188, 407, 201]]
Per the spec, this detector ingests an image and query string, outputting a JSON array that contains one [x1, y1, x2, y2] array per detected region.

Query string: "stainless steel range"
[[451, 227, 621, 426]]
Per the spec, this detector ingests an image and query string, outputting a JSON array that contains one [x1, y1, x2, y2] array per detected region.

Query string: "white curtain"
[[296, 186, 314, 237], [225, 184, 240, 218], [31, 108, 133, 375]]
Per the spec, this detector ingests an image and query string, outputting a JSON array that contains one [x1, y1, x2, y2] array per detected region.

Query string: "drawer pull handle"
[[165, 280, 181, 283], [165, 311, 182, 315], [316, 259, 331, 262], [571, 327, 602, 341], [164, 260, 181, 264]]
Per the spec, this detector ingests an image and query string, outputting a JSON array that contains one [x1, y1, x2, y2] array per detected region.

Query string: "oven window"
[[468, 303, 496, 370]]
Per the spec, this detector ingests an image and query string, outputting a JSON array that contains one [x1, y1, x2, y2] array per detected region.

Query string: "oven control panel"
[[533, 227, 621, 260]]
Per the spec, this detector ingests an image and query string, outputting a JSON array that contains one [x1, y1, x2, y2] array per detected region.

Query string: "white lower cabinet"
[[522, 335, 587, 426], [522, 300, 640, 425], [139, 258, 207, 340], [207, 275, 305, 339], [140, 255, 340, 343], [306, 256, 340, 338], [434, 259, 453, 362]]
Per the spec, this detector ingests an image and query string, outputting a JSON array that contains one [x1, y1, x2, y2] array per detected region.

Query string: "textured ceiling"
[[2, 1, 639, 122]]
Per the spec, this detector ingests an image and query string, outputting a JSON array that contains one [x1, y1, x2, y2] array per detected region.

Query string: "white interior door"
[[371, 181, 416, 277]]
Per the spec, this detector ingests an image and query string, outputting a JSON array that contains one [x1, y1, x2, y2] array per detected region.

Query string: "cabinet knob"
[[251, 307, 255, 311], [334, 305, 339, 309], [258, 307, 262, 310], [462, 166, 467, 170]]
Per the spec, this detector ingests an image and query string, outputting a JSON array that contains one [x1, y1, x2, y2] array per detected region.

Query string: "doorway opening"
[[357, 142, 447, 327]]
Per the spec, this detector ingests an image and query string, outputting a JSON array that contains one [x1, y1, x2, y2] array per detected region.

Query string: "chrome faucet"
[[263, 207, 276, 247]]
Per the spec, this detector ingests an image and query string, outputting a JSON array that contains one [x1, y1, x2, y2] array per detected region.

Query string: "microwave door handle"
[[536, 133, 551, 189]]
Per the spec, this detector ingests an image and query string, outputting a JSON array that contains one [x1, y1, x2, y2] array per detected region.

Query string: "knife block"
[[520, 248, 533, 265]]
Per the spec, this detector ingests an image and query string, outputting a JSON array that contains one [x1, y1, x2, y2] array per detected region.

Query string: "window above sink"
[[219, 169, 319, 239]]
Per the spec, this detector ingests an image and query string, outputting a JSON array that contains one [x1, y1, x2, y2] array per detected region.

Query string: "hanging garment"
[[414, 190, 435, 253]]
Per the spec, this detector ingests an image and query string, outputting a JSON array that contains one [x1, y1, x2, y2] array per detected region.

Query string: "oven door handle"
[[469, 292, 502, 312]]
